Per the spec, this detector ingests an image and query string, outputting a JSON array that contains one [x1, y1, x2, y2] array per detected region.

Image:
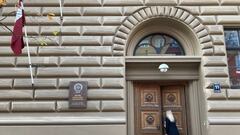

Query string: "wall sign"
[[213, 83, 221, 93], [69, 81, 88, 109]]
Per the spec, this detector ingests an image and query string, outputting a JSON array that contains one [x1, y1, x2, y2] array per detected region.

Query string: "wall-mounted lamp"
[[158, 63, 169, 72]]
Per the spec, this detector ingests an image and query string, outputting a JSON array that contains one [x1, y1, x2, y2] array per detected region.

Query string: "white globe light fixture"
[[158, 63, 169, 72]]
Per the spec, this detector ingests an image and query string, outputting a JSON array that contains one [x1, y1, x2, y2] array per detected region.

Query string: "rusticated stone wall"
[[1, 0, 240, 135]]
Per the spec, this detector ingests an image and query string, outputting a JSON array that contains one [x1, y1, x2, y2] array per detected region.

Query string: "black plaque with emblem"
[[69, 81, 88, 109]]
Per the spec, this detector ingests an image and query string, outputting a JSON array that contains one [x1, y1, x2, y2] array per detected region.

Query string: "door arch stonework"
[[112, 6, 214, 56]]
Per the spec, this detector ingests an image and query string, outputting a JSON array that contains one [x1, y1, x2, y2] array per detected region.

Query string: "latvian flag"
[[11, 0, 25, 55]]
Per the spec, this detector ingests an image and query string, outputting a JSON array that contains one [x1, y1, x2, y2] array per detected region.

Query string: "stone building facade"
[[0, 0, 240, 135]]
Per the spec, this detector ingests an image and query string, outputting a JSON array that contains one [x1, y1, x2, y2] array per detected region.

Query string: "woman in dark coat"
[[165, 110, 179, 135]]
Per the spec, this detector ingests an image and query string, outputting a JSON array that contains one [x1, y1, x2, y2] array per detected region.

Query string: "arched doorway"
[[119, 6, 211, 135], [132, 34, 188, 135]]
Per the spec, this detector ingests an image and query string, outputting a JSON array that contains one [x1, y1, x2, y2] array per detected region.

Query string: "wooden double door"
[[134, 83, 188, 135]]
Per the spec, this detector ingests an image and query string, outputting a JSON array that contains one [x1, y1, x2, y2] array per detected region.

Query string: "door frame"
[[127, 80, 205, 135]]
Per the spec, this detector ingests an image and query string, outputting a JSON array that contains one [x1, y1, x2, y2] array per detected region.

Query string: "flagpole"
[[24, 27, 34, 88], [22, 1, 34, 88]]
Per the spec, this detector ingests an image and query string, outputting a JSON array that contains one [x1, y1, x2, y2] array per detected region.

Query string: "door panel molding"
[[127, 81, 204, 135]]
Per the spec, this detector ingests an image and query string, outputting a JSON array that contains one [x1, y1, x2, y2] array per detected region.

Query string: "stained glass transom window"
[[134, 34, 185, 56]]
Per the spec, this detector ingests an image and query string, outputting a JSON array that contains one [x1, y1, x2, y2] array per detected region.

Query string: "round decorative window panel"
[[134, 34, 185, 56]]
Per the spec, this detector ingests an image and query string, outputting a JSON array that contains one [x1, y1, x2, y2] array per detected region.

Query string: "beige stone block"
[[211, 35, 225, 45], [115, 31, 128, 40], [37, 67, 79, 77], [217, 16, 240, 24], [0, 68, 35, 77], [145, 0, 177, 5], [179, 11, 190, 21], [184, 14, 195, 24], [0, 46, 37, 56], [81, 67, 124, 77], [0, 102, 10, 112], [113, 51, 123, 56], [103, 16, 126, 25], [204, 77, 230, 88], [0, 79, 13, 88], [118, 25, 131, 34], [25, 26, 41, 36], [198, 16, 217, 25], [0, 90, 33, 100], [175, 9, 184, 19], [102, 36, 114, 45], [14, 79, 57, 88], [26, 16, 60, 25], [214, 46, 226, 56], [81, 46, 112, 56], [39, 46, 80, 56], [189, 19, 200, 28], [17, 57, 58, 66], [63, 0, 102, 6], [82, 26, 117, 36], [0, 26, 12, 36], [102, 100, 125, 112], [227, 89, 240, 99], [180, 6, 200, 15], [0, 26, 39, 36], [208, 101, 240, 112], [208, 125, 240, 135], [2, 7, 41, 16], [221, 0, 240, 5], [123, 6, 143, 16], [113, 44, 124, 51], [143, 7, 154, 17], [103, 0, 143, 6], [179, 0, 219, 5], [102, 57, 124, 66], [102, 78, 125, 88], [42, 7, 81, 16], [206, 25, 224, 35], [200, 6, 238, 15], [83, 7, 123, 16], [202, 48, 214, 56], [28, 36, 59, 46], [204, 67, 228, 77], [200, 35, 212, 44], [63, 17, 101, 25], [202, 56, 227, 66], [197, 29, 208, 38], [0, 57, 15, 66], [0, 125, 126, 135], [123, 20, 135, 30], [62, 36, 101, 46], [0, 16, 15, 25], [41, 26, 81, 36], [128, 16, 139, 26], [151, 6, 159, 16], [114, 37, 126, 45], [194, 24, 206, 33], [88, 89, 124, 100], [60, 57, 101, 66], [131, 12, 144, 22], [24, 0, 60, 6], [12, 101, 56, 112], [205, 89, 227, 100], [35, 90, 68, 99], [59, 78, 101, 88], [201, 42, 213, 49], [0, 36, 12, 45], [57, 101, 100, 112]]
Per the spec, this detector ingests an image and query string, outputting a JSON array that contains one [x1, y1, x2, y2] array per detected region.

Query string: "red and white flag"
[[11, 0, 25, 55]]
